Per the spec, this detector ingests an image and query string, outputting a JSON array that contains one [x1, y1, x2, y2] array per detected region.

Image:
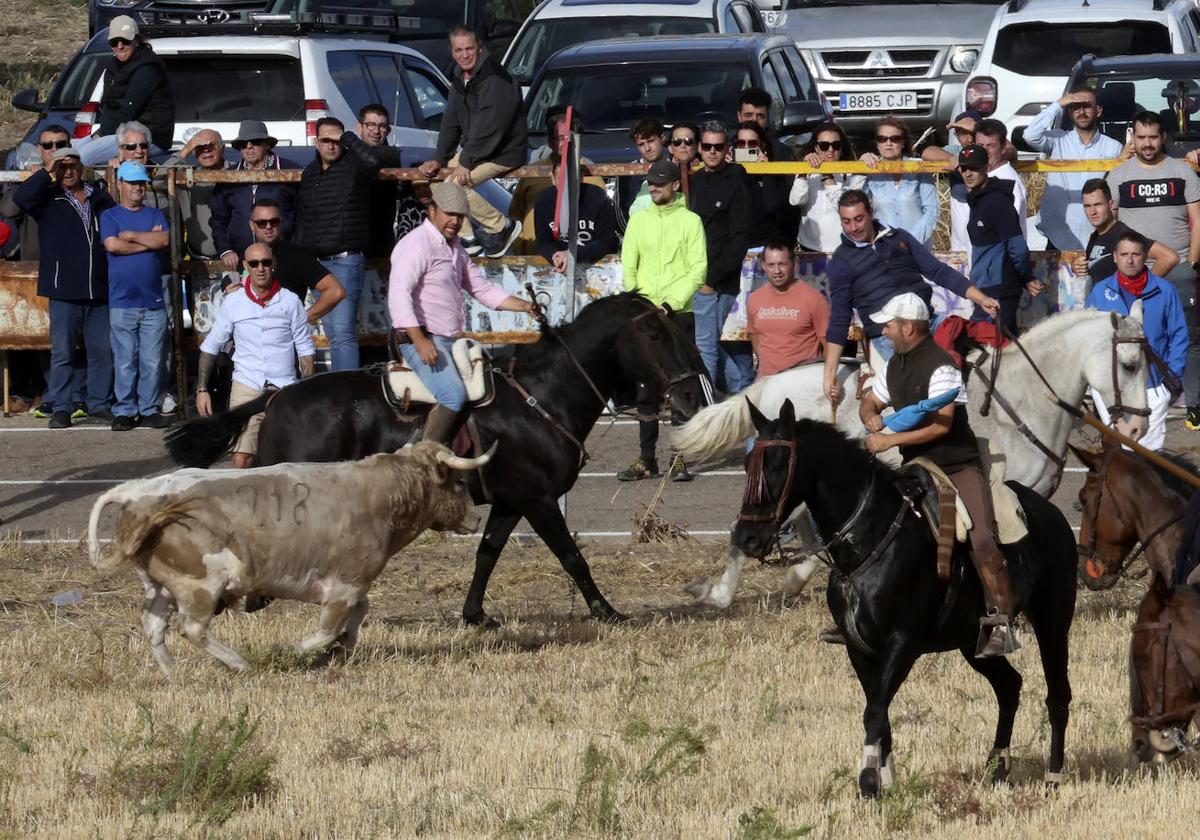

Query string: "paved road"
[[1, 407, 1197, 542]]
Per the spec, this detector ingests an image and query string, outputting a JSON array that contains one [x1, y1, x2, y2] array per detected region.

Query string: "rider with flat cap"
[[388, 181, 537, 445], [858, 292, 1017, 658]]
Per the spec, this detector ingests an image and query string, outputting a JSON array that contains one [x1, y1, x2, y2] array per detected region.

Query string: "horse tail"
[[672, 378, 769, 457], [163, 392, 273, 468]]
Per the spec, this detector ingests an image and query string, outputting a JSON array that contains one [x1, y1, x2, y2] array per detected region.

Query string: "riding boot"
[[422, 404, 466, 448], [974, 550, 1021, 658]]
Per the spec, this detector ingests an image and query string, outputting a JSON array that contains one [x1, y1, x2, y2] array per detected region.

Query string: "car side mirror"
[[11, 88, 43, 113], [781, 100, 827, 133]]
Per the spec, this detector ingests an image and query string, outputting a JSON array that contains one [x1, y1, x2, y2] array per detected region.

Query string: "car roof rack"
[[1005, 0, 1028, 12], [137, 10, 437, 40]]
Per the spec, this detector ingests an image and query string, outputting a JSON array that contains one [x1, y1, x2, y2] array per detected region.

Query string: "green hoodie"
[[621, 193, 707, 313]]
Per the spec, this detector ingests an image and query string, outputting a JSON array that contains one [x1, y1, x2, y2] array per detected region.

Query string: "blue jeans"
[[48, 300, 112, 414], [110, 307, 167, 417], [399, 334, 466, 411], [317, 252, 364, 371], [692, 289, 754, 394], [75, 135, 165, 166]]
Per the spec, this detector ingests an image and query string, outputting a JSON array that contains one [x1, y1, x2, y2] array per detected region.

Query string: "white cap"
[[869, 292, 930, 324], [109, 15, 139, 40]]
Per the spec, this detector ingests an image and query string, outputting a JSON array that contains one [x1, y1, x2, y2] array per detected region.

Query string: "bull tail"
[[87, 485, 124, 570], [163, 392, 273, 468], [89, 489, 197, 573]]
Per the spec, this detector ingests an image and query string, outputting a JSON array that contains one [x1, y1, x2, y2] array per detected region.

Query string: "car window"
[[992, 22, 1172, 77], [1188, 10, 1200, 47], [527, 62, 751, 132], [403, 60, 448, 129], [164, 56, 305, 122], [505, 18, 714, 84], [48, 52, 107, 110], [783, 46, 820, 101], [363, 53, 417, 127], [722, 4, 740, 32], [327, 51, 378, 119], [759, 57, 786, 123], [1088, 72, 1200, 139], [769, 52, 799, 102], [731, 2, 763, 34]]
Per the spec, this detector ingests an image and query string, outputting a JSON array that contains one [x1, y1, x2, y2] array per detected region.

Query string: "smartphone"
[[734, 147, 760, 163], [1126, 126, 1134, 145]]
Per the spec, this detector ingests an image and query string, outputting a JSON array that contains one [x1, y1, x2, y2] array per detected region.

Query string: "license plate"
[[838, 91, 919, 112]]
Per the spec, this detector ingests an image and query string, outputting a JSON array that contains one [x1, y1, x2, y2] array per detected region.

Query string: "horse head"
[[733, 398, 811, 559], [1071, 441, 1135, 591], [1080, 309, 1150, 442], [1130, 574, 1200, 763], [612, 296, 707, 423]]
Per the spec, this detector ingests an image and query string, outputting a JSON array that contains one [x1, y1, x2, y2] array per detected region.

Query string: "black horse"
[[733, 400, 1076, 797], [166, 293, 705, 626]]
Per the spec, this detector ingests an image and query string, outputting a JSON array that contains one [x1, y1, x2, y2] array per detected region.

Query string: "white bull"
[[88, 441, 493, 675]]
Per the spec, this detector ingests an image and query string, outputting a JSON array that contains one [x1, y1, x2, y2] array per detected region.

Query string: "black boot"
[[422, 404, 465, 447]]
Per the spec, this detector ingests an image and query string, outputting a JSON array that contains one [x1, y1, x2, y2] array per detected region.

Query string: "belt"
[[318, 250, 362, 261]]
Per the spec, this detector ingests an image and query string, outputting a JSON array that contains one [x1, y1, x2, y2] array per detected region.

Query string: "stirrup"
[[975, 614, 1020, 658]]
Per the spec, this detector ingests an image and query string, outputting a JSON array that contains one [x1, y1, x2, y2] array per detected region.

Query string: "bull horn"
[[435, 441, 498, 471]]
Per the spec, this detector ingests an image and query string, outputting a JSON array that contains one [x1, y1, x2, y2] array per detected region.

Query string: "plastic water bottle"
[[51, 589, 83, 607]]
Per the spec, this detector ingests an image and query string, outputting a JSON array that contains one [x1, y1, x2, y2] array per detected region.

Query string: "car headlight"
[[949, 47, 979, 75]]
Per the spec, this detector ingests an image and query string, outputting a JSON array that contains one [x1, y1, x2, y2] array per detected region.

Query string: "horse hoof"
[[463, 612, 502, 630], [858, 768, 881, 799], [685, 576, 711, 599], [596, 609, 631, 625]]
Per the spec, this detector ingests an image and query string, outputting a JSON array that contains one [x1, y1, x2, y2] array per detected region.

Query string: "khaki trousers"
[[447, 155, 513, 237], [229, 380, 267, 456]]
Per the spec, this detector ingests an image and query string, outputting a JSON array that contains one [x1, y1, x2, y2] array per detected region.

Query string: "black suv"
[[523, 33, 831, 163], [1063, 52, 1200, 155]]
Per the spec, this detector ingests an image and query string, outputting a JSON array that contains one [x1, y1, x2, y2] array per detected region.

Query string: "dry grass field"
[[0, 534, 1195, 839]]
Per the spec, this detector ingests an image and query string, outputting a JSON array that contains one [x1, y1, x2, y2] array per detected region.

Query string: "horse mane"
[[1133, 448, 1200, 500], [792, 418, 894, 480], [1007, 308, 1121, 351]]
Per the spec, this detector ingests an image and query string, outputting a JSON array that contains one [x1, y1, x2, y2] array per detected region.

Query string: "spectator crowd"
[[3, 22, 1198, 471]]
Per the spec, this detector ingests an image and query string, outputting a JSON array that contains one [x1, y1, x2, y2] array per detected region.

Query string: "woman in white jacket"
[[790, 121, 864, 253]]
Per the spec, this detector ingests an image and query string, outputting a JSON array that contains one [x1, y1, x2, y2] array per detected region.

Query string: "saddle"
[[898, 457, 1029, 579], [381, 338, 495, 412]]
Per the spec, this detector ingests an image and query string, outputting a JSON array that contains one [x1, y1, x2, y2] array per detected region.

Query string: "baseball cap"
[[117, 160, 151, 183], [50, 146, 80, 164], [430, 181, 469, 215], [109, 15, 138, 41], [869, 292, 930, 324], [947, 109, 983, 132], [645, 158, 681, 186], [958, 144, 989, 172]]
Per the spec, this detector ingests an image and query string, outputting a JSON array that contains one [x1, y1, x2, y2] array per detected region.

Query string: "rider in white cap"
[[857, 292, 1017, 658]]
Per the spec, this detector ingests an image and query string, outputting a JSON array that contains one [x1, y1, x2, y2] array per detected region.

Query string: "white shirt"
[[199, 287, 315, 391], [872, 363, 968, 406]]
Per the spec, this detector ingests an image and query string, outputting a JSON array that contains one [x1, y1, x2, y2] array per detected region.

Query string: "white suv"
[[75, 27, 451, 155], [961, 0, 1200, 136]]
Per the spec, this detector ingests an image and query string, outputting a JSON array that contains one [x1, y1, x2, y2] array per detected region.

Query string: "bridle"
[[627, 307, 710, 419], [1130, 617, 1200, 735], [1109, 330, 1154, 420], [1077, 448, 1183, 581]]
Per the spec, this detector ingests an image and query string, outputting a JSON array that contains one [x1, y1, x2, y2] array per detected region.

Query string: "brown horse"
[[1130, 574, 1200, 762], [1070, 443, 1193, 590]]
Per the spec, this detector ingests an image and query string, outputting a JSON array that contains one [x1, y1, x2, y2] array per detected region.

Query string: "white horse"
[[677, 307, 1150, 607]]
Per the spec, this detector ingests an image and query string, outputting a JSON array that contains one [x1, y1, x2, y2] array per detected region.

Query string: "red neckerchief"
[[1117, 269, 1148, 298], [244, 277, 282, 307]]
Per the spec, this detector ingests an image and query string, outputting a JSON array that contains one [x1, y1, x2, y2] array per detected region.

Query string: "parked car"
[[503, 0, 766, 94], [523, 33, 829, 163], [764, 0, 1004, 140], [1060, 52, 1200, 155], [963, 0, 1200, 140], [90, 0, 272, 36]]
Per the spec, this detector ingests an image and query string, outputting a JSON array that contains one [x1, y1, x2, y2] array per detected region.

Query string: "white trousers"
[[1090, 384, 1171, 451]]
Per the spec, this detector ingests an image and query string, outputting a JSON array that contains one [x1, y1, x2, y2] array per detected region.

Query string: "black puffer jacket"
[[97, 43, 175, 151], [434, 53, 528, 170], [293, 132, 389, 256]]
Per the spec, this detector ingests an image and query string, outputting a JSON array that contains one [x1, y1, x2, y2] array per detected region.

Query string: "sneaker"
[[1188, 407, 1200, 431], [71, 404, 87, 420], [31, 405, 52, 419], [616, 457, 660, 481], [461, 236, 484, 256], [48, 411, 71, 429], [669, 454, 693, 482], [480, 220, 523, 259], [89, 409, 115, 422], [111, 415, 136, 432], [139, 413, 169, 429]]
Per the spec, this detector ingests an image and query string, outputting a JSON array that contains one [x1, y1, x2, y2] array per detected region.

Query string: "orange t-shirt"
[[746, 281, 831, 378]]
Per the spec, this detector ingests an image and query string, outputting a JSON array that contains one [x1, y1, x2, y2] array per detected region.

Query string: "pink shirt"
[[388, 219, 510, 337]]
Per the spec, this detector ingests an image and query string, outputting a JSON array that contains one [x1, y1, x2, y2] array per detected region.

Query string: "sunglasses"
[[109, 38, 131, 49], [876, 134, 905, 144], [246, 259, 275, 268], [194, 142, 218, 154], [700, 142, 726, 152], [1066, 102, 1096, 112], [40, 139, 70, 150], [251, 217, 282, 229], [670, 137, 696, 147], [316, 137, 341, 146], [120, 142, 150, 151], [735, 139, 760, 149], [816, 140, 842, 151]]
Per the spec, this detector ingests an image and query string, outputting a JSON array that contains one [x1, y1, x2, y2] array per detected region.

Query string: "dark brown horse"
[[1071, 443, 1193, 590], [1130, 574, 1200, 762]]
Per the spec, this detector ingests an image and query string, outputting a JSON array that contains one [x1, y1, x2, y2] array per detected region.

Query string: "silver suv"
[[765, 0, 1004, 138]]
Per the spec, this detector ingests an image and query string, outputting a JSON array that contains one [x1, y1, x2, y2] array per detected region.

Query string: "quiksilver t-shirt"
[[1107, 155, 1200, 261]]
